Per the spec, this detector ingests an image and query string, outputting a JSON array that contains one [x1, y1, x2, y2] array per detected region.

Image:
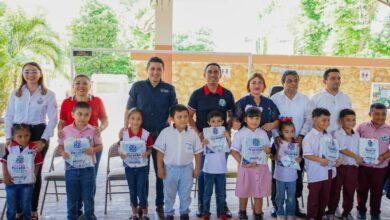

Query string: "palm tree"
[[2, 10, 63, 79], [0, 8, 63, 113]]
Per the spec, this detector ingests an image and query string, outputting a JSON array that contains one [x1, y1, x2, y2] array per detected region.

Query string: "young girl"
[[228, 116, 242, 140], [231, 107, 272, 220], [272, 118, 301, 220], [116, 108, 153, 220], [1, 124, 43, 220]]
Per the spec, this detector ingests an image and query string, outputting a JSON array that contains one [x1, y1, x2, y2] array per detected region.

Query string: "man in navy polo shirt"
[[125, 56, 177, 217], [188, 63, 235, 218]]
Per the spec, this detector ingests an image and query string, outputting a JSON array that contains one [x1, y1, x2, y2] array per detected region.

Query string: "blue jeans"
[[163, 164, 193, 216], [197, 154, 205, 206], [125, 166, 148, 209], [202, 173, 226, 216], [6, 184, 33, 220], [65, 167, 96, 220], [275, 180, 296, 216]]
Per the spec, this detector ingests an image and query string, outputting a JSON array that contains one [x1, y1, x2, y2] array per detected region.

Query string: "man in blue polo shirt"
[[188, 63, 235, 218], [125, 56, 177, 217]]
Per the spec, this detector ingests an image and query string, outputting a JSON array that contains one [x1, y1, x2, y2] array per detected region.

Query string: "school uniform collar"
[[172, 124, 188, 132], [203, 84, 223, 96], [312, 128, 327, 135], [128, 128, 143, 138], [10, 141, 34, 150], [70, 122, 94, 131], [22, 85, 42, 94], [368, 121, 389, 130], [340, 128, 355, 136]]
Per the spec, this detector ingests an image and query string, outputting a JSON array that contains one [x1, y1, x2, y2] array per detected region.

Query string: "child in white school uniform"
[[154, 104, 203, 220]]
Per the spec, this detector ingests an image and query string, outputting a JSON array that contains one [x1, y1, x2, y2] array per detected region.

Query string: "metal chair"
[[104, 144, 128, 214], [40, 146, 66, 215]]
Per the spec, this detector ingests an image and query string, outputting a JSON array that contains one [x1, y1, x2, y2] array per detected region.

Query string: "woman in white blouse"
[[4, 62, 58, 220]]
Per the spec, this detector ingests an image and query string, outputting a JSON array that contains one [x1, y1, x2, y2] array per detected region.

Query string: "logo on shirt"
[[219, 99, 226, 107], [213, 127, 218, 135], [37, 97, 44, 105], [380, 135, 389, 144], [160, 89, 170, 93]]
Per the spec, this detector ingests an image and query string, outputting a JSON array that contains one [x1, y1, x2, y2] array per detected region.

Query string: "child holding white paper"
[[58, 102, 103, 220], [115, 108, 153, 220], [1, 124, 43, 220], [356, 103, 390, 220], [271, 117, 301, 220], [231, 107, 271, 220], [201, 111, 231, 219]]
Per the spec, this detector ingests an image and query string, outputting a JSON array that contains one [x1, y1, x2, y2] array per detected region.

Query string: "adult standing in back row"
[[300, 68, 351, 135], [125, 57, 178, 218], [188, 63, 235, 218]]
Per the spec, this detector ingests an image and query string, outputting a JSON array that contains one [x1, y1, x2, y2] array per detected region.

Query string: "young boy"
[[1, 124, 43, 220], [201, 111, 231, 220], [356, 103, 390, 220], [302, 108, 342, 220], [58, 102, 103, 220], [154, 104, 203, 220], [327, 109, 363, 220]]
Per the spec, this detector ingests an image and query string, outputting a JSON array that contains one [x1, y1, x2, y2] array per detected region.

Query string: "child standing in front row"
[[231, 107, 272, 220], [154, 104, 203, 220], [58, 102, 103, 220], [356, 103, 390, 220], [303, 108, 342, 220], [115, 108, 153, 220], [272, 118, 302, 220], [201, 111, 232, 220], [1, 124, 43, 220], [326, 109, 363, 220]]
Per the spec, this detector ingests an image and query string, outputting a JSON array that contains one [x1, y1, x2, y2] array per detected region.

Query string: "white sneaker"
[[335, 208, 342, 218], [326, 214, 335, 220]]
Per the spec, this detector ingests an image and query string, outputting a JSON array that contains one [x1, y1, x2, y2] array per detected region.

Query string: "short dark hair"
[[339, 109, 356, 119], [147, 56, 165, 69], [207, 110, 224, 122], [204, 63, 221, 73], [323, 68, 340, 80], [12, 123, 31, 136], [312, 108, 331, 118], [281, 70, 299, 83], [244, 106, 262, 118], [169, 104, 189, 118], [73, 101, 92, 112], [370, 103, 387, 113]]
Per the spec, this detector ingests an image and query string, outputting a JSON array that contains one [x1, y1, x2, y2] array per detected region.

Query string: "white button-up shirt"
[[303, 128, 337, 183], [154, 126, 203, 166], [231, 126, 271, 153], [4, 86, 58, 140], [333, 128, 360, 166], [271, 91, 311, 137], [301, 89, 351, 135]]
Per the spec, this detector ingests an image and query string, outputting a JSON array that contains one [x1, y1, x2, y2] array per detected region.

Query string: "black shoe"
[[196, 205, 203, 217], [295, 209, 307, 218], [254, 213, 264, 220], [165, 215, 174, 220], [156, 206, 164, 219], [180, 213, 190, 220], [224, 205, 232, 218], [271, 210, 277, 218], [77, 210, 83, 218], [371, 213, 380, 220], [357, 211, 366, 220], [138, 208, 143, 218], [238, 210, 248, 220]]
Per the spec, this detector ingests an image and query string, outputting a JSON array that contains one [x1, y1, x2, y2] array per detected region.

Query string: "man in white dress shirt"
[[301, 68, 352, 135], [270, 70, 310, 218]]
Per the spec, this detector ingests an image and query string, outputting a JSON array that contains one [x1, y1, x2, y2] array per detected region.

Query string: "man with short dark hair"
[[270, 70, 311, 218], [301, 68, 351, 135], [188, 63, 235, 218], [125, 56, 178, 217]]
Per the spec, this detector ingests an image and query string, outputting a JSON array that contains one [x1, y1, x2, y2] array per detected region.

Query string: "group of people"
[[1, 57, 389, 220]]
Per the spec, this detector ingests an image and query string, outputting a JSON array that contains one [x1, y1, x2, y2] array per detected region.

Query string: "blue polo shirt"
[[127, 79, 177, 136], [188, 84, 235, 131], [234, 94, 280, 127]]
